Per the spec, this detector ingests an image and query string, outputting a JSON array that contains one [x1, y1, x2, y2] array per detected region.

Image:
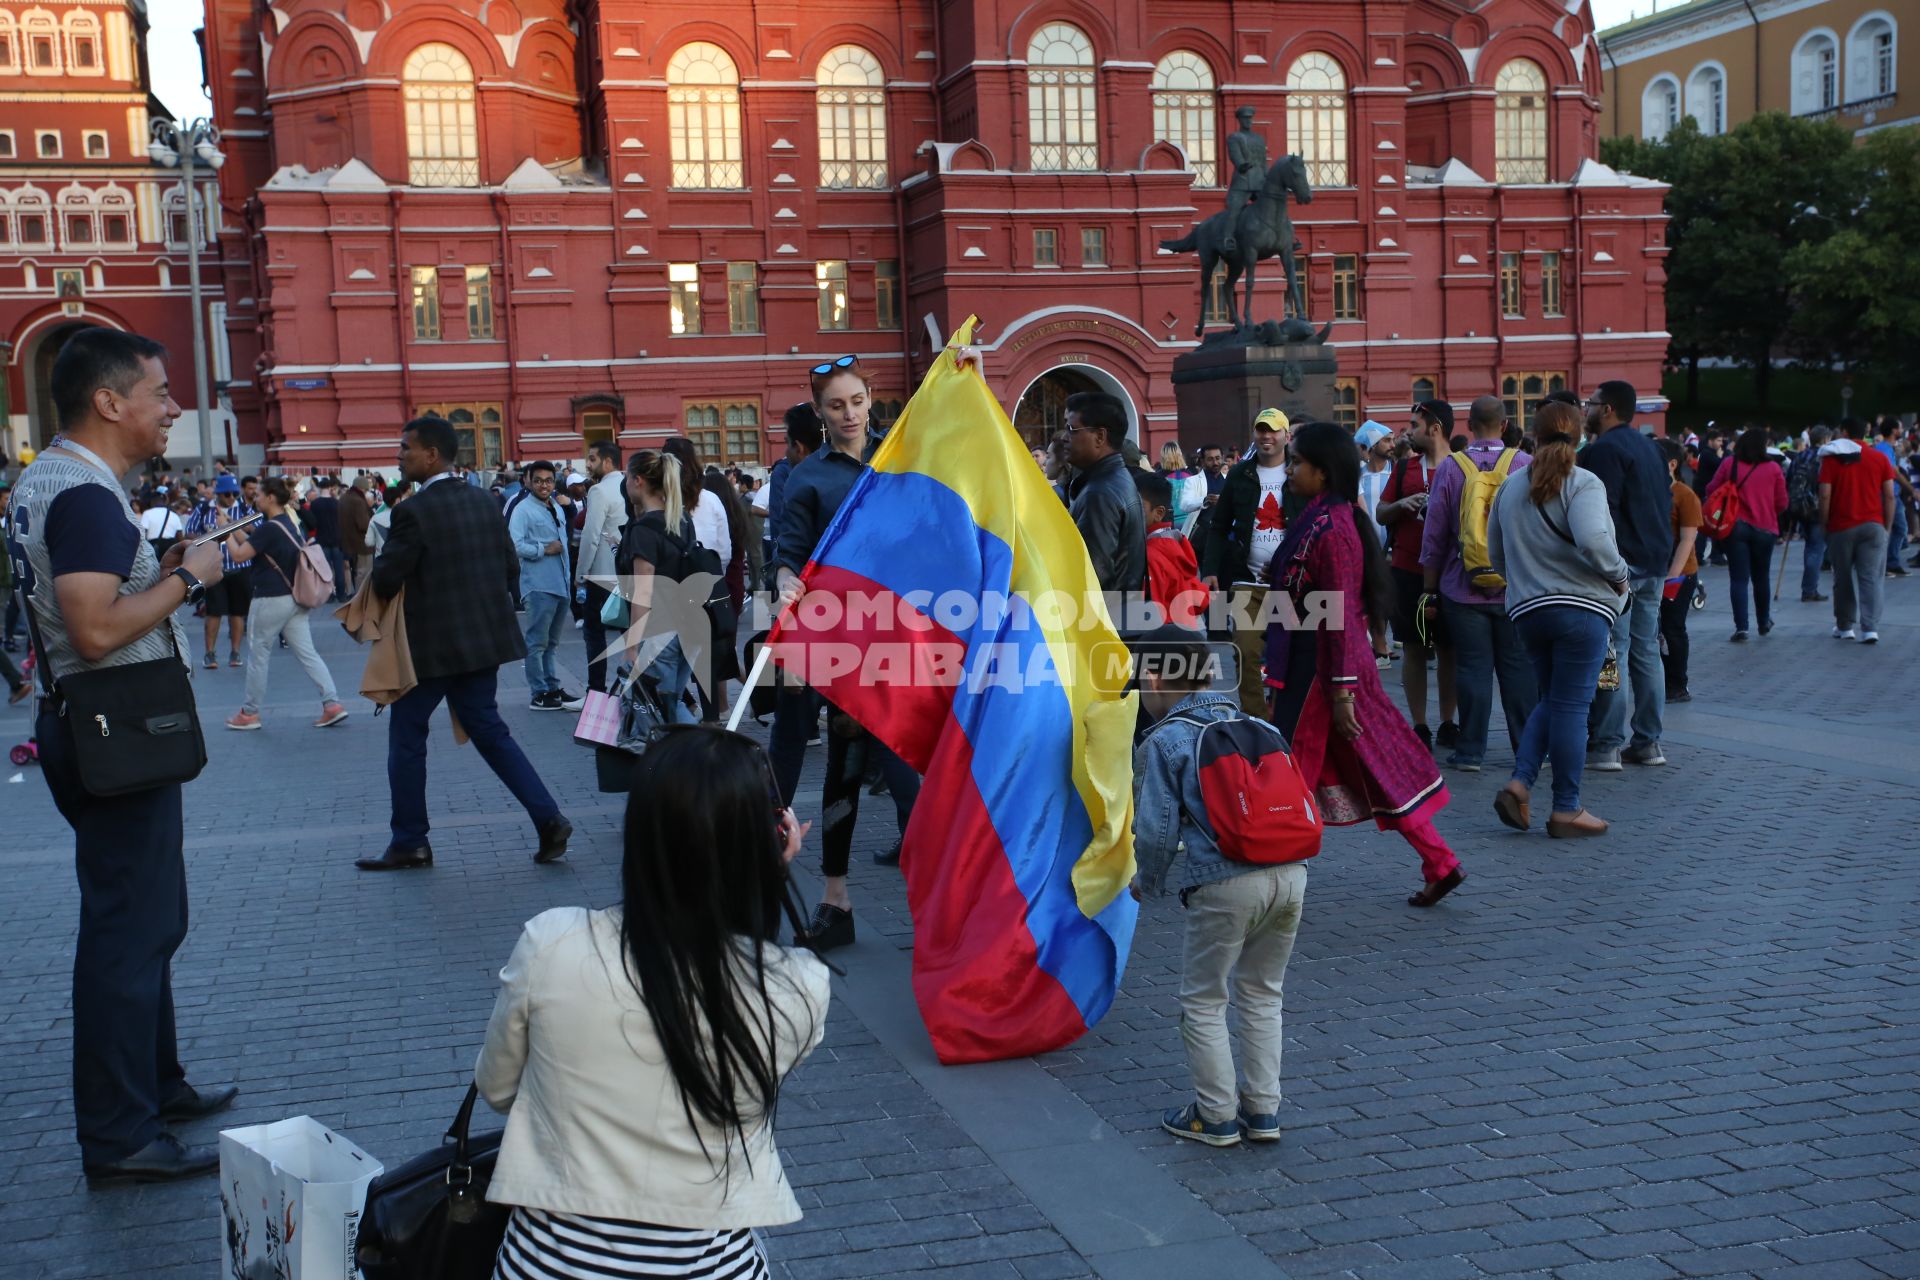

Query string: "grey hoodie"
[[1486, 467, 1631, 621]]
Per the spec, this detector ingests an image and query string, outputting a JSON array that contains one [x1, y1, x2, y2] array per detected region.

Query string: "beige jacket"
[[334, 578, 467, 742], [475, 906, 829, 1227]]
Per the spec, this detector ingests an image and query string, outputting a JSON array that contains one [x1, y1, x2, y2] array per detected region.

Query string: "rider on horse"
[[1220, 106, 1266, 254]]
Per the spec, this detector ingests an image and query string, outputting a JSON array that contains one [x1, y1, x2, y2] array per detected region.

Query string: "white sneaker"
[[1859, 631, 1879, 644], [1833, 626, 1856, 639]]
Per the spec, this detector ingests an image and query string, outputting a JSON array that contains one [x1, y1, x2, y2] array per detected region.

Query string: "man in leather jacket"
[[1064, 391, 1146, 594]]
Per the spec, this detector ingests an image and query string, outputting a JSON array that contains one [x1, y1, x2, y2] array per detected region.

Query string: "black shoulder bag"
[[11, 535, 206, 799], [355, 1085, 507, 1280]]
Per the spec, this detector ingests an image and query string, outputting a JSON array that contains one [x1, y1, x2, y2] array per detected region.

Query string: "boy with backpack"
[[1130, 624, 1320, 1148], [1134, 471, 1209, 628]]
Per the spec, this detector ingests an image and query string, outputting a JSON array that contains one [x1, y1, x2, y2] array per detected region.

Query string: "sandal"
[[1547, 810, 1609, 839], [1493, 784, 1530, 832], [1407, 867, 1464, 908]]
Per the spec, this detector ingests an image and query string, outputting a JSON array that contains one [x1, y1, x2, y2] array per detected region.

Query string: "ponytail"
[[627, 449, 685, 528], [1527, 401, 1583, 508]]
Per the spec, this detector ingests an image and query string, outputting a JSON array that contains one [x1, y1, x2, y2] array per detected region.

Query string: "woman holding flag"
[[768, 357, 922, 952], [1261, 422, 1466, 909]]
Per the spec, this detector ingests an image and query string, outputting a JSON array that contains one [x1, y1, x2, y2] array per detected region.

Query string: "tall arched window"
[[22, 9, 59, 74], [1792, 31, 1839, 113], [1494, 59, 1548, 183], [1686, 64, 1726, 134], [63, 10, 99, 72], [403, 43, 479, 186], [1642, 75, 1681, 139], [668, 42, 743, 189], [816, 45, 887, 189], [1152, 51, 1217, 186], [1286, 53, 1349, 187], [1847, 14, 1898, 101], [1027, 23, 1097, 172]]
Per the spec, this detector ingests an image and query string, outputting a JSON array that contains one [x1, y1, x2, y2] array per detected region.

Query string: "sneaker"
[[1889, 567, 1910, 579], [873, 839, 902, 867], [1667, 689, 1692, 704], [1435, 721, 1460, 749], [1414, 723, 1434, 751], [203, 651, 218, 671], [229, 654, 244, 668], [556, 690, 587, 712], [1237, 1108, 1281, 1143], [1623, 742, 1667, 766], [800, 903, 855, 952], [1730, 630, 1749, 642], [1802, 593, 1828, 603], [225, 711, 262, 732], [314, 703, 349, 728], [1833, 626, 1856, 640], [1758, 620, 1774, 637], [1162, 1103, 1240, 1148], [1444, 753, 1483, 773], [1860, 631, 1879, 644], [1587, 748, 1623, 772], [528, 691, 562, 710]]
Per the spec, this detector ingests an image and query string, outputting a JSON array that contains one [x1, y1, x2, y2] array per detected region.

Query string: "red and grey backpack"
[[1153, 712, 1322, 865]]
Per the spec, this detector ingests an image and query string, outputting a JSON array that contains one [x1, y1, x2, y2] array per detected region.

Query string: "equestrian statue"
[[1160, 138, 1324, 343]]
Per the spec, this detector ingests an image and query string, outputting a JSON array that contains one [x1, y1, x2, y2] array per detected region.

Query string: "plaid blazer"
[[369, 476, 525, 680]]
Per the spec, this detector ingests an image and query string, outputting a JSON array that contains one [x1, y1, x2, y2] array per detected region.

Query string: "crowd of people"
[[7, 326, 1916, 1276]]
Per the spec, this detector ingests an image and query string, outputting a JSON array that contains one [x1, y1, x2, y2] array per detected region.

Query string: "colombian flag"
[[769, 318, 1139, 1064]]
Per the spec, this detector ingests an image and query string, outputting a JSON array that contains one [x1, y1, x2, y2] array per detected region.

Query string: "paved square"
[[1, 567, 1916, 1280]]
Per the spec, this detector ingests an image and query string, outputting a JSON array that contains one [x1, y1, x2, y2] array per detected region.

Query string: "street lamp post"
[[149, 118, 225, 483]]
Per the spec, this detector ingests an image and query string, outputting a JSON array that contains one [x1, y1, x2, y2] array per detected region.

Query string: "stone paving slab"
[[0, 562, 1916, 1279]]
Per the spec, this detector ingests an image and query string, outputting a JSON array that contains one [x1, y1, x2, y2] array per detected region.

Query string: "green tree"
[[1784, 128, 1920, 379], [1603, 113, 1858, 407]]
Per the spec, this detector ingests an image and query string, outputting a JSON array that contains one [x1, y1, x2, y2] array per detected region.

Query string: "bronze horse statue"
[[1160, 153, 1315, 338]]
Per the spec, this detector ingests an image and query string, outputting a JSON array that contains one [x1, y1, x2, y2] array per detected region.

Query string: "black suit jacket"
[[370, 475, 525, 680]]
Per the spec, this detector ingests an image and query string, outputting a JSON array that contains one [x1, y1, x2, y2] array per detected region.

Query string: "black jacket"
[[1201, 457, 1308, 584], [1578, 426, 1674, 579], [1067, 453, 1146, 593], [775, 448, 866, 575], [369, 475, 525, 680]]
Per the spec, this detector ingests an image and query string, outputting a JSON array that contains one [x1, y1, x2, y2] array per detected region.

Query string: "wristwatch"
[[170, 566, 206, 606]]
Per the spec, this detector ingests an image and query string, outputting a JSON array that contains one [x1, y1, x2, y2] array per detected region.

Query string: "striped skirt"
[[493, 1207, 771, 1280]]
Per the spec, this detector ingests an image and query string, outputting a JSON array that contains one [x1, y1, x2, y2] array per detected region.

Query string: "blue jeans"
[[1887, 502, 1908, 571], [1588, 575, 1665, 753], [1440, 596, 1538, 765], [521, 591, 569, 696], [1513, 606, 1610, 814], [1801, 521, 1827, 598], [644, 634, 701, 726], [1724, 522, 1776, 633], [386, 668, 561, 849]]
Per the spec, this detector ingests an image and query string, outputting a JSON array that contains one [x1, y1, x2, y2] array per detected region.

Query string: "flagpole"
[[726, 641, 776, 733]]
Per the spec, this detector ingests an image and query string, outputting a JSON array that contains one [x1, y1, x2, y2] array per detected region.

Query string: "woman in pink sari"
[[1263, 422, 1465, 908]]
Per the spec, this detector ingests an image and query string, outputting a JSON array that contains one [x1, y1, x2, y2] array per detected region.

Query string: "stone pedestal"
[[1171, 342, 1340, 440]]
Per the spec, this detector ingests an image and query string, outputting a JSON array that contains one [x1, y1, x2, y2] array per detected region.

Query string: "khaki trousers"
[[1178, 862, 1308, 1123]]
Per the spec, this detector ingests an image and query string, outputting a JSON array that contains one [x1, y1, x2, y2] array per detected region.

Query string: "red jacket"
[[1143, 522, 1208, 627]]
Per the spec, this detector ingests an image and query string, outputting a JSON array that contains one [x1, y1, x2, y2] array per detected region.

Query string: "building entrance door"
[[1010, 368, 1099, 449]]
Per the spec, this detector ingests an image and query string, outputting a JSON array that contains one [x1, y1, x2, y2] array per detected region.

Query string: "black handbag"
[[17, 575, 206, 797], [355, 1085, 508, 1280]]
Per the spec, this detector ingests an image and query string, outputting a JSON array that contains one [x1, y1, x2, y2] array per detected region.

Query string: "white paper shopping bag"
[[219, 1116, 383, 1280]]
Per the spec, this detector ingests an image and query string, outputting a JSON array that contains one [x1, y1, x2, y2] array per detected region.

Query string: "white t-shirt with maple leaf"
[[1247, 462, 1289, 578]]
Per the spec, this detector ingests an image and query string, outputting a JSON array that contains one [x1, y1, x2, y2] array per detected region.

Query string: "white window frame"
[[1642, 74, 1682, 140], [59, 187, 100, 250], [1494, 59, 1549, 183], [1792, 29, 1841, 114], [22, 9, 59, 76], [96, 189, 135, 249], [12, 187, 52, 248], [82, 128, 109, 159], [403, 43, 480, 187], [1286, 52, 1350, 187], [1685, 62, 1727, 135], [36, 129, 60, 159], [1026, 23, 1098, 172], [0, 15, 17, 73], [0, 130, 15, 159], [816, 45, 888, 190], [63, 10, 100, 72], [667, 42, 744, 190], [1152, 51, 1218, 187], [1845, 13, 1898, 102]]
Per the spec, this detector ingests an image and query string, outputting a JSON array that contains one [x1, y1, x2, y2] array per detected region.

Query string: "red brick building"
[[199, 0, 1670, 472], [0, 1, 228, 457]]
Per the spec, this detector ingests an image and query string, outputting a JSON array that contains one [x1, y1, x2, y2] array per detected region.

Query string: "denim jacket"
[[1133, 690, 1278, 900]]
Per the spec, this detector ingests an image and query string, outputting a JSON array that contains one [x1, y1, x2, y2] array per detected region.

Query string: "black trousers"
[[1659, 573, 1695, 695], [767, 685, 920, 877], [37, 705, 188, 1164], [583, 583, 613, 693]]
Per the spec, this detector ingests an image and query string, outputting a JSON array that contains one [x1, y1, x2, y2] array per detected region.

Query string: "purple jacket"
[[1419, 442, 1531, 605]]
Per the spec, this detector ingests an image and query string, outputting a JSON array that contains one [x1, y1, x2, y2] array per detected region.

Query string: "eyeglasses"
[[811, 355, 859, 377]]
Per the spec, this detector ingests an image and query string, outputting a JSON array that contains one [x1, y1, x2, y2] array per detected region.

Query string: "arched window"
[[1152, 51, 1217, 186], [97, 185, 133, 245], [1494, 59, 1548, 183], [816, 45, 887, 190], [403, 43, 479, 186], [1286, 52, 1349, 187], [57, 184, 98, 248], [1642, 75, 1681, 140], [162, 185, 212, 247], [63, 10, 99, 72], [22, 9, 59, 74], [1686, 64, 1726, 134], [1792, 31, 1839, 113], [0, 15, 15, 71], [1027, 23, 1097, 172], [1847, 14, 1897, 101], [13, 187, 51, 247], [668, 42, 743, 189]]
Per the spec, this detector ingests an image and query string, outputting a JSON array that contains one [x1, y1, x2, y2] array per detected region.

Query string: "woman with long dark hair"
[[1705, 427, 1788, 641], [222, 476, 348, 731], [1485, 401, 1629, 838], [1261, 422, 1464, 907], [477, 727, 827, 1279]]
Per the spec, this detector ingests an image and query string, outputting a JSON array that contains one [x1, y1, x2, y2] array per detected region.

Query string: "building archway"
[[1010, 362, 1139, 450], [23, 320, 97, 451]]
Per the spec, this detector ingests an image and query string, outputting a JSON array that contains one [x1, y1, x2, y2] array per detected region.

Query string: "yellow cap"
[[1253, 408, 1290, 434]]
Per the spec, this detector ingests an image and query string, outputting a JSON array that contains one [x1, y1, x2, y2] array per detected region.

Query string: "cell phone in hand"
[[187, 512, 264, 549]]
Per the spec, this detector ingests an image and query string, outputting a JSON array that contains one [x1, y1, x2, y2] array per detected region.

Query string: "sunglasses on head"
[[811, 355, 859, 377]]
